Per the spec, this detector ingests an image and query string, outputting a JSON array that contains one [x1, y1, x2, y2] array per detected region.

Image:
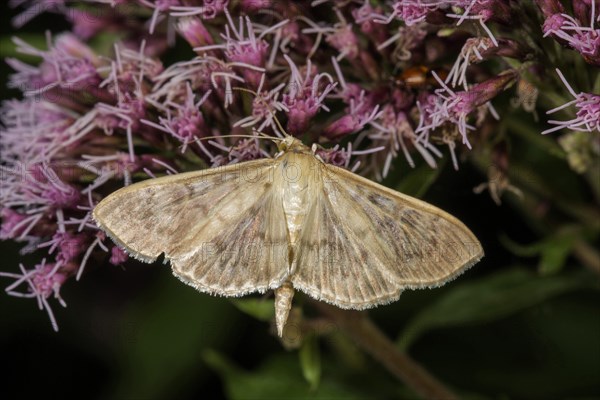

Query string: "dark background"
[[1, 3, 599, 399]]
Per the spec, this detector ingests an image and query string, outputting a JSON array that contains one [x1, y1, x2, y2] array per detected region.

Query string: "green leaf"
[[499, 228, 580, 275], [112, 274, 237, 399], [203, 349, 369, 400], [593, 71, 600, 94], [88, 32, 126, 57], [299, 334, 321, 390], [506, 118, 566, 159], [498, 234, 541, 257], [230, 298, 274, 322], [537, 235, 576, 275], [397, 268, 588, 350], [394, 160, 444, 198], [0, 34, 46, 63]]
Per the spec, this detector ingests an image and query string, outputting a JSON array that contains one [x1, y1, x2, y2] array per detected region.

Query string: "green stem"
[[573, 241, 600, 276], [470, 150, 600, 276], [311, 301, 459, 400], [472, 120, 600, 229]]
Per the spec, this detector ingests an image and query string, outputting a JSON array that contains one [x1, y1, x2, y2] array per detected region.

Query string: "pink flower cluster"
[[1, 0, 598, 330], [541, 0, 600, 66]]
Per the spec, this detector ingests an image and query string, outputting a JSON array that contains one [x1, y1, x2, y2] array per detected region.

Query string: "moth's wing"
[[291, 163, 483, 310], [93, 159, 290, 296]]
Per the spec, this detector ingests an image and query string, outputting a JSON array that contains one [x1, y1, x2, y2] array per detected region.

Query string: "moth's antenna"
[[192, 86, 291, 152], [232, 86, 289, 137], [270, 107, 288, 138], [194, 134, 285, 142]]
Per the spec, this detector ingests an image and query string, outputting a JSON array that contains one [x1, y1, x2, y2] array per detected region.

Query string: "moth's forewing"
[[290, 161, 483, 309], [93, 159, 289, 296]]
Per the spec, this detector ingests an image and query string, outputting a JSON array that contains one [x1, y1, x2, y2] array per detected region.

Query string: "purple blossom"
[[232, 74, 288, 134], [0, 165, 82, 254], [110, 246, 129, 265], [446, 37, 494, 90], [38, 231, 88, 264], [302, 11, 361, 61], [0, 259, 73, 331], [448, 0, 512, 24], [0, 99, 75, 163], [0, 208, 29, 240], [446, 37, 524, 89], [95, 98, 147, 163], [139, 0, 182, 34], [324, 103, 381, 140], [41, 179, 81, 209], [543, 13, 570, 35], [316, 142, 385, 172], [376, 23, 427, 60], [177, 17, 214, 48], [324, 113, 372, 139], [2, 163, 81, 211], [444, 1, 503, 46], [275, 20, 314, 57], [207, 138, 271, 166], [67, 9, 111, 40], [573, 0, 600, 26], [91, 43, 165, 162], [417, 71, 516, 148], [152, 55, 260, 108], [240, 0, 272, 13], [281, 56, 337, 135], [170, 1, 229, 20], [99, 42, 164, 104], [221, 13, 270, 87], [543, 69, 600, 134], [78, 152, 146, 192], [228, 138, 271, 163], [352, 2, 387, 44], [9, 0, 66, 28], [543, 7, 600, 66], [142, 84, 211, 153], [375, 1, 444, 26], [7, 34, 101, 95], [325, 23, 360, 61], [315, 146, 352, 168], [330, 57, 379, 112], [370, 106, 440, 178]]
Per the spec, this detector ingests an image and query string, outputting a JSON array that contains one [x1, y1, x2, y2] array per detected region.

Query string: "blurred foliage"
[[392, 159, 445, 198], [499, 229, 581, 275], [231, 298, 275, 322], [299, 332, 321, 390], [398, 267, 593, 350], [110, 277, 238, 399], [203, 350, 374, 400]]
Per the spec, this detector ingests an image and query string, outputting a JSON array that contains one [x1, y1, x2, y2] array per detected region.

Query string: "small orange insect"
[[395, 66, 449, 89]]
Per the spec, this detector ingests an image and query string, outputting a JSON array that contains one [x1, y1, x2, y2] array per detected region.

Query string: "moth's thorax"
[[278, 136, 312, 155], [277, 150, 322, 252]]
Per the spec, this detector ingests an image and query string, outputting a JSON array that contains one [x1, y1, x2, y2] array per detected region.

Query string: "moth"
[[93, 136, 483, 336]]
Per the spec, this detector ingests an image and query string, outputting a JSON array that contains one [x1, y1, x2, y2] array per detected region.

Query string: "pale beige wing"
[[290, 163, 483, 310], [93, 159, 289, 296]]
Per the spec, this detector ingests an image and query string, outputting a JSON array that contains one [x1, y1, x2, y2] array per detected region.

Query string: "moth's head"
[[277, 135, 308, 153]]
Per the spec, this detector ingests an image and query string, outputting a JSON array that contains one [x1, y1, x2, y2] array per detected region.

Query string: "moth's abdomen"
[[274, 281, 295, 337]]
